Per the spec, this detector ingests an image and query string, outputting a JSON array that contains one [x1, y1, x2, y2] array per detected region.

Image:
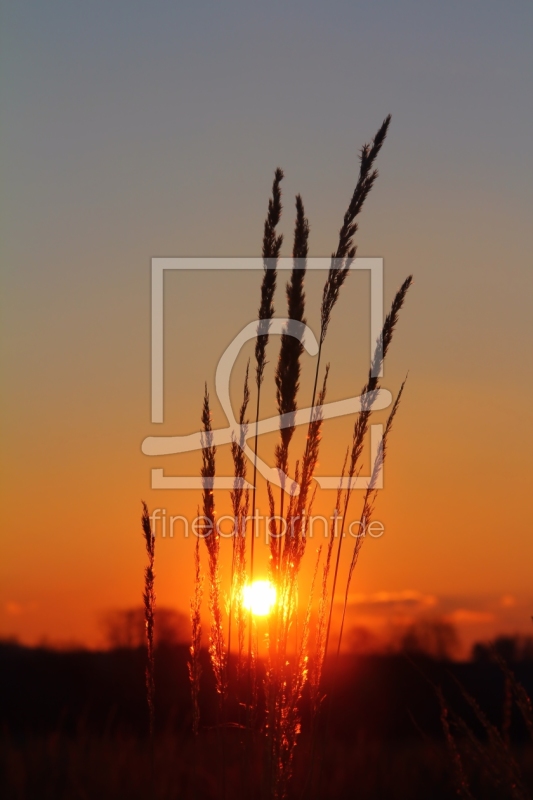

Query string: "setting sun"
[[243, 580, 277, 616]]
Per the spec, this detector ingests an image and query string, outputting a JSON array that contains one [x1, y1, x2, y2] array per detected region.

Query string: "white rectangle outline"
[[151, 257, 383, 425]]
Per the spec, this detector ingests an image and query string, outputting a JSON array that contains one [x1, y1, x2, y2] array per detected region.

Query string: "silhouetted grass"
[[181, 115, 412, 798], [3, 643, 533, 798]]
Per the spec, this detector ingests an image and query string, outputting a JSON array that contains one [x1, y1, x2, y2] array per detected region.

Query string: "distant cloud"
[[5, 601, 23, 616], [500, 594, 516, 608], [349, 590, 437, 610], [3, 600, 37, 617], [340, 590, 533, 658], [445, 609, 495, 625]]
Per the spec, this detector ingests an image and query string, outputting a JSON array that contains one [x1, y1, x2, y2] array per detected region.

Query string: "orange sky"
[[1, 1, 532, 658], [2, 264, 532, 657]]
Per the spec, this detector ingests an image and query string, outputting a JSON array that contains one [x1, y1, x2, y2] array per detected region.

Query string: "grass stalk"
[[141, 501, 155, 741], [188, 537, 203, 737], [249, 167, 284, 663], [201, 385, 226, 699], [274, 194, 309, 564], [141, 501, 156, 791], [228, 364, 250, 677], [323, 275, 412, 665], [336, 378, 407, 658]]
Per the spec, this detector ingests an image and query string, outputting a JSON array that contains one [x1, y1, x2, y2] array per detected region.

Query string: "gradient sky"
[[1, 0, 532, 655]]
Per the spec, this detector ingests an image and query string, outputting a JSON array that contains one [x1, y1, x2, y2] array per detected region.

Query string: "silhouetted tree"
[[102, 607, 188, 649]]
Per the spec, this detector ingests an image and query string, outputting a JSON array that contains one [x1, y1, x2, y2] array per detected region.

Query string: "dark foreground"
[[2, 642, 533, 799]]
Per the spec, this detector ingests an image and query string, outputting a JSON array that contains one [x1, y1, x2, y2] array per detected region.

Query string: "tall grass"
[[191, 115, 410, 799], [438, 652, 533, 800], [142, 115, 412, 798], [188, 537, 202, 737], [141, 501, 155, 740], [325, 277, 412, 664], [201, 385, 227, 700]]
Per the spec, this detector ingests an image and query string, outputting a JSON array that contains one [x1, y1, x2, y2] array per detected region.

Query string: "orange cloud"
[[445, 609, 494, 625], [349, 590, 438, 609], [500, 594, 516, 608], [5, 601, 23, 616]]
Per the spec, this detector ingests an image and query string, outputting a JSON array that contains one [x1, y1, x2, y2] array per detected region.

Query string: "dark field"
[[2, 642, 533, 799]]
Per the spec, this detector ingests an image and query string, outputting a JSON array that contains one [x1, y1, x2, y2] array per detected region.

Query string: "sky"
[[1, 0, 532, 656]]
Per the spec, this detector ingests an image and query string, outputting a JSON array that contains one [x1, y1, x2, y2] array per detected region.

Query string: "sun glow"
[[243, 580, 276, 616]]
